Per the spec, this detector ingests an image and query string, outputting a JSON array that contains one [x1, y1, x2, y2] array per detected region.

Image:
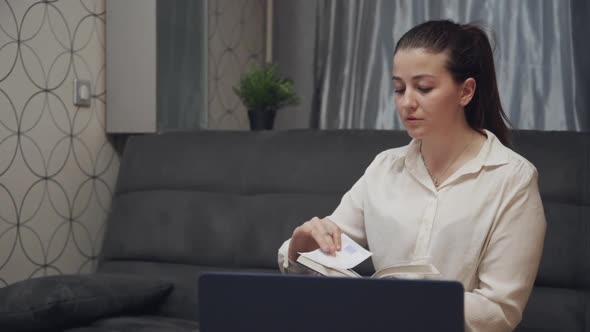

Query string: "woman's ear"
[[460, 78, 476, 107]]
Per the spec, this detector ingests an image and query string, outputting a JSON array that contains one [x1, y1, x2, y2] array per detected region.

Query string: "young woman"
[[278, 20, 546, 332]]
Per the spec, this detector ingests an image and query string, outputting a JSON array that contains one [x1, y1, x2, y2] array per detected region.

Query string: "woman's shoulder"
[[366, 144, 411, 171], [483, 130, 538, 182], [503, 145, 537, 174], [494, 142, 539, 185], [377, 144, 411, 159]]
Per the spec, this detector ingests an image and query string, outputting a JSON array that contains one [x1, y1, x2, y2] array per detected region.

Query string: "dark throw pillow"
[[0, 273, 173, 332]]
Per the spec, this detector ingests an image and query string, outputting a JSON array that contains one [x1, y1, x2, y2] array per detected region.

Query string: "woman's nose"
[[399, 90, 418, 110]]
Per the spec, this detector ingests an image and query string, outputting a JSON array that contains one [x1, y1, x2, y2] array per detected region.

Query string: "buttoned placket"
[[410, 156, 484, 261], [401, 132, 502, 263], [406, 140, 481, 262], [403, 141, 441, 261], [412, 190, 438, 260]]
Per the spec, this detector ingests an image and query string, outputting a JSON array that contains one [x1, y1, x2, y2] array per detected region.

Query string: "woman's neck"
[[419, 125, 482, 172]]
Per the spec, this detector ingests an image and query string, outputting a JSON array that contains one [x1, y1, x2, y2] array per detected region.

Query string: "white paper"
[[298, 234, 373, 270]]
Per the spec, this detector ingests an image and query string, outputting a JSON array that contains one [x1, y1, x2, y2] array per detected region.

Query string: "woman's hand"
[[287, 217, 342, 262]]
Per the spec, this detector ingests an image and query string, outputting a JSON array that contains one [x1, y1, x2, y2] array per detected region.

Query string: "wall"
[[0, 0, 266, 285], [207, 0, 316, 130], [207, 0, 266, 130], [0, 0, 118, 286], [105, 0, 157, 133], [106, 0, 208, 133]]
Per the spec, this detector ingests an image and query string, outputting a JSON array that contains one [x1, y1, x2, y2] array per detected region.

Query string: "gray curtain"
[[157, 0, 207, 131], [315, 0, 590, 131]]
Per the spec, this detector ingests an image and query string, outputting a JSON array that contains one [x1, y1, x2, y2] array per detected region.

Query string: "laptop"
[[199, 272, 464, 332]]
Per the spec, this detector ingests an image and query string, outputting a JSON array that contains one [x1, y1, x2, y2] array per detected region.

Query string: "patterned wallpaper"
[[0, 0, 265, 286], [0, 0, 118, 286], [208, 0, 266, 130]]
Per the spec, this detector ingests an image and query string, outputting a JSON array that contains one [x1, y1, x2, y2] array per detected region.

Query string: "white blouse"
[[278, 130, 546, 332]]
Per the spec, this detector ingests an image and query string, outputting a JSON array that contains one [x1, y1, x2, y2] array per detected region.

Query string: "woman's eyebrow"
[[392, 74, 435, 81]]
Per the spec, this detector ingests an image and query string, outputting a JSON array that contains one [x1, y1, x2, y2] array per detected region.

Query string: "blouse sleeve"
[[465, 162, 546, 332], [325, 172, 369, 247], [277, 152, 387, 273]]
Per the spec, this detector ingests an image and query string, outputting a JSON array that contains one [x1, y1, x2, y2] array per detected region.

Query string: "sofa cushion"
[[0, 273, 173, 332], [535, 201, 590, 289], [101, 190, 341, 269], [98, 261, 276, 321], [517, 287, 587, 332]]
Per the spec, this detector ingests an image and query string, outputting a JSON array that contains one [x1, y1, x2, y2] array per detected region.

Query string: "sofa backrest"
[[97, 129, 590, 323], [99, 130, 413, 269], [510, 131, 590, 290], [98, 130, 411, 319], [509, 131, 590, 331]]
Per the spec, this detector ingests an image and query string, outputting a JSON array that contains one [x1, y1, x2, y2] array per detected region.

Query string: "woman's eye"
[[418, 87, 433, 93], [394, 88, 405, 94]]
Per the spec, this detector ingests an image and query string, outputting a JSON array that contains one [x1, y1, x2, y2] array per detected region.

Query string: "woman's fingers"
[[322, 218, 342, 251], [332, 226, 342, 251], [290, 217, 343, 256], [309, 219, 336, 254]]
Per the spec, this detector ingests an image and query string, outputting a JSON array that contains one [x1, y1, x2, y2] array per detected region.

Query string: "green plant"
[[233, 64, 299, 112]]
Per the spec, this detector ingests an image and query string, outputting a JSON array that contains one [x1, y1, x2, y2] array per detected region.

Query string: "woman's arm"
[[277, 152, 381, 273], [277, 175, 369, 273], [465, 165, 546, 331]]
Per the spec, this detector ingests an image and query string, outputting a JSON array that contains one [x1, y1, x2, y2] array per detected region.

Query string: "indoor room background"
[[0, 0, 588, 286]]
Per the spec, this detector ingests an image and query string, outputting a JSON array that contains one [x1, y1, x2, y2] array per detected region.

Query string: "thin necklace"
[[420, 135, 474, 187]]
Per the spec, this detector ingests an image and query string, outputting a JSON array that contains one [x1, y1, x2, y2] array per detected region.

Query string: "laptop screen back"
[[199, 272, 464, 332]]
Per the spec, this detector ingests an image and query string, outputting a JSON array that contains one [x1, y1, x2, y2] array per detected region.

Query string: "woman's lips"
[[406, 116, 422, 121]]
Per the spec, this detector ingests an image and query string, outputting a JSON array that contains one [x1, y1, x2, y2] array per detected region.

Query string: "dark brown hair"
[[394, 20, 511, 145]]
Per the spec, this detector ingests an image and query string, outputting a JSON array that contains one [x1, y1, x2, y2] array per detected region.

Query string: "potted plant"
[[233, 64, 299, 130]]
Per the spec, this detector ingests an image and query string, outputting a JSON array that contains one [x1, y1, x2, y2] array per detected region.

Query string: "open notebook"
[[296, 234, 440, 279]]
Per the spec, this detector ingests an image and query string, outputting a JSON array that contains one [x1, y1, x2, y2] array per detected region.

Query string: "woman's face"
[[392, 48, 471, 140]]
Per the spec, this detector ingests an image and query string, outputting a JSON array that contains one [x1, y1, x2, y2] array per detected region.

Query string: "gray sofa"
[[1, 129, 588, 331]]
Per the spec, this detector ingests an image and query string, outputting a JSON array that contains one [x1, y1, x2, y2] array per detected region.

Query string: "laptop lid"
[[199, 272, 464, 332]]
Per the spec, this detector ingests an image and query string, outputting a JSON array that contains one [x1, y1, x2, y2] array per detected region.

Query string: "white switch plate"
[[74, 79, 91, 107]]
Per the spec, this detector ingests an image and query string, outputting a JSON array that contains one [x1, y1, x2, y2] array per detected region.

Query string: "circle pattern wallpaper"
[[0, 0, 118, 286]]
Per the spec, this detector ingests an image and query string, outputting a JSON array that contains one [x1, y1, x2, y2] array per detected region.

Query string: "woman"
[[277, 20, 546, 332]]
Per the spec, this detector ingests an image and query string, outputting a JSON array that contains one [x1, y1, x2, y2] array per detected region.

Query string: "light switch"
[[74, 79, 92, 107]]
